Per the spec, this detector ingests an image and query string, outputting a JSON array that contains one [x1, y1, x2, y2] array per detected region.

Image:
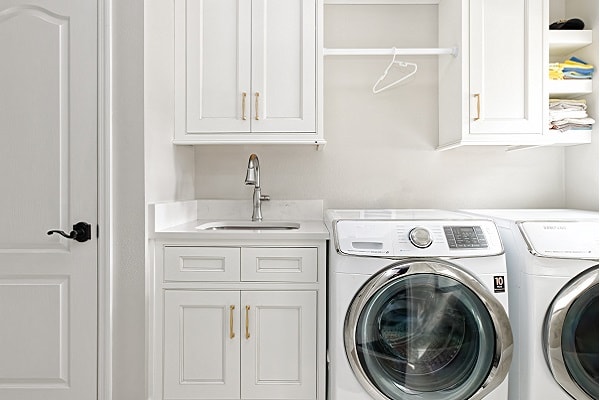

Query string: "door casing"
[[98, 0, 111, 398]]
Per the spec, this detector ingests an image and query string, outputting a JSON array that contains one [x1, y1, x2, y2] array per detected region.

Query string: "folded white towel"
[[551, 117, 596, 126], [549, 110, 589, 121]]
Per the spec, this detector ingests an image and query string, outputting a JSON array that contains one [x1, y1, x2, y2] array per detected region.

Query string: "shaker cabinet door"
[[241, 291, 317, 399], [469, 0, 543, 135], [251, 0, 316, 133], [175, 0, 252, 135], [163, 290, 241, 399]]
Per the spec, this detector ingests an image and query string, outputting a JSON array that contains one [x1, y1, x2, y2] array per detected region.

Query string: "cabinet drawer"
[[241, 248, 317, 282], [164, 247, 241, 281]]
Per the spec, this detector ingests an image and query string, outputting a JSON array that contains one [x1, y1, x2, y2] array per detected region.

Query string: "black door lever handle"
[[47, 222, 92, 243]]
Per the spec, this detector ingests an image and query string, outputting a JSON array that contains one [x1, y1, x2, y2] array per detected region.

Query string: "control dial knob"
[[409, 227, 433, 248]]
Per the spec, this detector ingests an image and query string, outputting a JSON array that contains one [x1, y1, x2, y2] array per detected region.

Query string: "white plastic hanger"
[[372, 48, 418, 94]]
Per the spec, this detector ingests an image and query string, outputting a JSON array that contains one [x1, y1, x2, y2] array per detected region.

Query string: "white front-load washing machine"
[[326, 210, 513, 400], [465, 209, 599, 400]]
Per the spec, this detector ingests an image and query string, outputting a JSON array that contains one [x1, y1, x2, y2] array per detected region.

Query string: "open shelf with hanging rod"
[[323, 47, 458, 56]]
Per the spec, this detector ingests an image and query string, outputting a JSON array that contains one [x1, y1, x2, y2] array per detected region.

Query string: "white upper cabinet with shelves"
[[174, 0, 322, 145], [439, 0, 545, 149]]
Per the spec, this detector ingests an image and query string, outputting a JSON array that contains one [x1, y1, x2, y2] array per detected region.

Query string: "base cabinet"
[[149, 242, 326, 400], [163, 290, 317, 400]]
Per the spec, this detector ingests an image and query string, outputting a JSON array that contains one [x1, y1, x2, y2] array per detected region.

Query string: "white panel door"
[[164, 290, 241, 399], [175, 0, 252, 135], [251, 0, 316, 133], [0, 1, 98, 400], [241, 291, 317, 399], [469, 0, 543, 134]]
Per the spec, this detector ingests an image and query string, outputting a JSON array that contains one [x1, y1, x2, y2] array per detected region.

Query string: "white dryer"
[[326, 210, 513, 400], [465, 209, 599, 400]]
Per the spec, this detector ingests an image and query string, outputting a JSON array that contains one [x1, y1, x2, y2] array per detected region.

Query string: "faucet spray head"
[[244, 154, 260, 186], [245, 168, 257, 185]]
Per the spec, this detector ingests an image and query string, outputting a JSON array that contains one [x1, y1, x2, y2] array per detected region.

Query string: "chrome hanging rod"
[[323, 47, 458, 56]]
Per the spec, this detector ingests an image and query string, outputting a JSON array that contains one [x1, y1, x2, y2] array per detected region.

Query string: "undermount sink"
[[195, 220, 301, 231]]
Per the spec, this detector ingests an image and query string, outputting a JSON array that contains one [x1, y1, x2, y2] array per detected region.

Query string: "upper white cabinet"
[[174, 0, 324, 145], [438, 0, 597, 149], [438, 0, 545, 149], [468, 0, 543, 135]]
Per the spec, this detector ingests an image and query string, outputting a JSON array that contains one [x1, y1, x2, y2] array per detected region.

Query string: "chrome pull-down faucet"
[[244, 154, 270, 221]]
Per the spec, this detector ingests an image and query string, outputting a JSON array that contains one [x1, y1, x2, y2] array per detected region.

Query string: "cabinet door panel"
[[175, 0, 251, 135], [164, 291, 241, 399], [241, 291, 317, 399], [469, 0, 542, 134], [251, 0, 316, 133]]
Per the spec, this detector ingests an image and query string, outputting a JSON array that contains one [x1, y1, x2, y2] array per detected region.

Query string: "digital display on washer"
[[443, 226, 488, 249]]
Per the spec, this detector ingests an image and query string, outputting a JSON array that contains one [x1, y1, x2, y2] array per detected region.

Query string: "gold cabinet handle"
[[254, 92, 260, 120], [245, 305, 250, 339], [241, 92, 247, 120], [229, 305, 235, 339], [474, 93, 481, 121]]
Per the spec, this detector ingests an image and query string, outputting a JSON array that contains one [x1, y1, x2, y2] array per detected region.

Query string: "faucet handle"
[[260, 194, 270, 201]]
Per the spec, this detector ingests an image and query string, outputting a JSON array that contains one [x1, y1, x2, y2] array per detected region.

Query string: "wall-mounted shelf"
[[507, 130, 593, 151], [323, 47, 458, 56], [549, 30, 593, 57], [548, 79, 593, 97], [544, 130, 592, 144]]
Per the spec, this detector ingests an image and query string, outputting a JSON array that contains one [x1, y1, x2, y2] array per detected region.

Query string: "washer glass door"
[[346, 261, 504, 400]]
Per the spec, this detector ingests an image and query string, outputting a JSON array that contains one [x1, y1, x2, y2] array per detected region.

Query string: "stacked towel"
[[549, 57, 594, 80], [549, 99, 595, 131]]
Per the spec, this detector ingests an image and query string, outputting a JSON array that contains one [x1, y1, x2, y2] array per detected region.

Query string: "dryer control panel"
[[334, 219, 503, 257]]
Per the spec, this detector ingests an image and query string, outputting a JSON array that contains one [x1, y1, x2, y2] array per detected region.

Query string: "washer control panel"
[[444, 226, 488, 249], [334, 219, 503, 257]]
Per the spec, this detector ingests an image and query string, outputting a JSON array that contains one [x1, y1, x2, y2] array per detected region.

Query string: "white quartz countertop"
[[149, 200, 329, 241], [152, 219, 329, 240]]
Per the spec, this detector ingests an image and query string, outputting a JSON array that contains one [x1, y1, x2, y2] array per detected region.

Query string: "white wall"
[[144, 0, 195, 204], [194, 5, 568, 210]]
